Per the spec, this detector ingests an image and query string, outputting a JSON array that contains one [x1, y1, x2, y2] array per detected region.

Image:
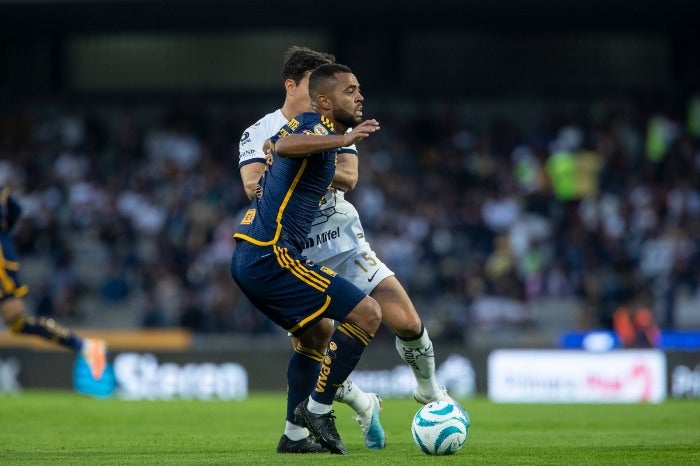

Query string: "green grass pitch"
[[1, 391, 699, 465]]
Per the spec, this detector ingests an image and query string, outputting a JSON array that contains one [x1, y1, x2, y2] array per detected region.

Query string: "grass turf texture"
[[1, 392, 699, 465]]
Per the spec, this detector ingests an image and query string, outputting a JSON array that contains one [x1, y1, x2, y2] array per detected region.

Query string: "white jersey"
[[238, 109, 365, 263]]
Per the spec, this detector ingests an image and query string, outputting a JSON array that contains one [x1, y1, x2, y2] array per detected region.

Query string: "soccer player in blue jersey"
[[231, 63, 381, 455], [239, 46, 455, 452], [0, 186, 112, 395], [240, 47, 387, 453]]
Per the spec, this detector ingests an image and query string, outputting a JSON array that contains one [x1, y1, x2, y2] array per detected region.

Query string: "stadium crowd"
[[1, 95, 698, 342]]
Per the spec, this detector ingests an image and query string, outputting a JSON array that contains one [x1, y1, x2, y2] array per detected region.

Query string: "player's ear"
[[316, 95, 332, 111], [284, 79, 297, 94]]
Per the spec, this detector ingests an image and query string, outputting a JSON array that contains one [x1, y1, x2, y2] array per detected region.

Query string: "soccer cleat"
[[73, 355, 117, 398], [293, 398, 348, 455], [414, 385, 455, 405], [353, 393, 386, 449], [81, 338, 107, 381], [276, 434, 330, 454]]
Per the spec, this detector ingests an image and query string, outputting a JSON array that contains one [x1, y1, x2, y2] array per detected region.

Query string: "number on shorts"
[[353, 252, 377, 272]]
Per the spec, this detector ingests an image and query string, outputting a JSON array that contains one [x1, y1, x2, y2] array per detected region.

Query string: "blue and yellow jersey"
[[234, 112, 338, 252], [0, 187, 28, 301]]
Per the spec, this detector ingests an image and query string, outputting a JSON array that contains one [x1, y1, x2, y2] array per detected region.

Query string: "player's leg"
[[3, 297, 81, 351], [289, 318, 384, 449], [1, 234, 108, 382], [283, 316, 387, 452], [2, 298, 108, 381], [278, 320, 332, 453], [337, 244, 451, 404], [231, 243, 379, 454], [371, 276, 452, 403], [294, 279, 382, 455], [319, 250, 386, 449]]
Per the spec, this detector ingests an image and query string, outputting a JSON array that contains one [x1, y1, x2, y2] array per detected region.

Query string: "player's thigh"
[[233, 243, 366, 335], [0, 297, 24, 323], [324, 245, 422, 336]]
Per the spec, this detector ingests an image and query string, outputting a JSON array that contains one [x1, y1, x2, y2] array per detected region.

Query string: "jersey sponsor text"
[[305, 226, 340, 248]]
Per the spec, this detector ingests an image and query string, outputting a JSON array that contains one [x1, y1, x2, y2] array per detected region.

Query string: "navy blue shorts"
[[0, 232, 28, 302], [230, 240, 366, 336]]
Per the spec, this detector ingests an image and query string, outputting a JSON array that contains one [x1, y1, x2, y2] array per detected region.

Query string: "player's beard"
[[334, 107, 361, 129]]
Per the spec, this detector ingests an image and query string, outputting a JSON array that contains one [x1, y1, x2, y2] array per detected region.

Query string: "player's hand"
[[344, 119, 380, 145], [262, 139, 273, 165]]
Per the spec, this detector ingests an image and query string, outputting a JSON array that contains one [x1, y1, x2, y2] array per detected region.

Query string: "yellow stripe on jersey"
[[9, 314, 26, 333], [273, 245, 330, 292], [0, 245, 22, 294], [295, 343, 324, 362], [288, 295, 332, 335], [337, 322, 373, 346], [233, 159, 309, 246], [320, 115, 335, 132], [13, 285, 28, 298]]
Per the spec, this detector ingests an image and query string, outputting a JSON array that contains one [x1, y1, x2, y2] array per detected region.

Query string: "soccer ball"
[[411, 401, 470, 455]]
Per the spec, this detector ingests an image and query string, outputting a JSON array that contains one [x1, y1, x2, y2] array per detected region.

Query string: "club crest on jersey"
[[240, 209, 256, 225], [313, 124, 329, 135]]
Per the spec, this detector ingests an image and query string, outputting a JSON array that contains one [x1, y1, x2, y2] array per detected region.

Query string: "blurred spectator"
[[0, 95, 697, 339], [48, 247, 83, 319], [612, 291, 661, 348], [100, 262, 129, 304]]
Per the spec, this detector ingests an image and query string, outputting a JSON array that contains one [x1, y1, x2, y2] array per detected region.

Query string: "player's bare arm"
[[239, 138, 274, 200], [274, 119, 380, 157], [240, 162, 266, 200], [331, 153, 358, 192], [243, 145, 358, 196]]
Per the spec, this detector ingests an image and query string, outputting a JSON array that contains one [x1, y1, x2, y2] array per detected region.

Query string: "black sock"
[[287, 344, 323, 423], [311, 322, 373, 405], [10, 315, 82, 352]]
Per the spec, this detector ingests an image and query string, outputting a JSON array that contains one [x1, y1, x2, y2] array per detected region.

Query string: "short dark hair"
[[308, 63, 353, 101], [282, 46, 335, 83]]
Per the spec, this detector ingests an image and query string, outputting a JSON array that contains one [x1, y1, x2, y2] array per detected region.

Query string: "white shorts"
[[320, 242, 395, 296]]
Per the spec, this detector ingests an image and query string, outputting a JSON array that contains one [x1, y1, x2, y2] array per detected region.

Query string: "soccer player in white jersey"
[[238, 46, 453, 453]]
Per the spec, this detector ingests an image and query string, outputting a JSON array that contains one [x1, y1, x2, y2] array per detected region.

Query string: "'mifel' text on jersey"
[[305, 226, 340, 249]]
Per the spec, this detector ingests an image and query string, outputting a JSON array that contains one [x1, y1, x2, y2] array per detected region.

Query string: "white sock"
[[395, 327, 441, 398], [306, 397, 332, 415], [284, 421, 310, 441], [334, 379, 371, 414]]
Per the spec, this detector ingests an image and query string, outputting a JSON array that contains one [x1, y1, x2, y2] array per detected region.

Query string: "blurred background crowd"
[[1, 94, 698, 344], [1, 0, 698, 348]]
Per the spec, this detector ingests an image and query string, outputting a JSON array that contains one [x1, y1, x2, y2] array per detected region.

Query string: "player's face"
[[330, 72, 364, 129]]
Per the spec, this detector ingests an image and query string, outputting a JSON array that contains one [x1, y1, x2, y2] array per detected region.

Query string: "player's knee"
[[298, 319, 334, 352], [362, 296, 382, 332], [344, 296, 382, 334], [395, 315, 423, 338], [0, 298, 25, 328]]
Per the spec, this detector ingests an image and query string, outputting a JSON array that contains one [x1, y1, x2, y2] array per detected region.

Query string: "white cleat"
[[353, 393, 386, 450], [414, 385, 455, 405]]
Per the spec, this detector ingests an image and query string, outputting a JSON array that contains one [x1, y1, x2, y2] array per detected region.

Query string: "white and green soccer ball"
[[411, 400, 470, 455]]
